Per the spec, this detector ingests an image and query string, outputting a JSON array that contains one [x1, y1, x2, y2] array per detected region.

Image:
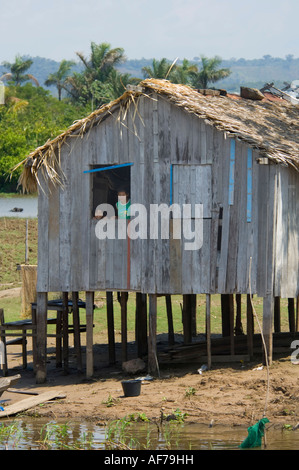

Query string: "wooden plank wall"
[[37, 92, 299, 298], [274, 166, 299, 298]]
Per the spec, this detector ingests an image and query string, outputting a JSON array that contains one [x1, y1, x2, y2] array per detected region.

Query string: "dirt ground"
[[2, 328, 299, 430]]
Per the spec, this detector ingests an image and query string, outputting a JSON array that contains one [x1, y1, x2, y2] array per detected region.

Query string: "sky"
[[0, 0, 298, 63]]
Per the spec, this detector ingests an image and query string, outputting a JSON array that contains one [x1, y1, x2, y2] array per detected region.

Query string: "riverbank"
[[2, 330, 299, 430]]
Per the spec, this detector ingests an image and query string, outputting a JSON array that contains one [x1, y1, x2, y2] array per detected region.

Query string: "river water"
[[0, 196, 38, 218], [0, 418, 298, 451]]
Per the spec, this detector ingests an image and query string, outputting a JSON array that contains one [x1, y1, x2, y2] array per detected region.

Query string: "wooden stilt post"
[[263, 294, 274, 366], [246, 294, 254, 359], [288, 298, 295, 334], [86, 291, 94, 378], [296, 296, 299, 332], [72, 291, 82, 372], [55, 309, 62, 368], [136, 293, 148, 356], [182, 295, 192, 344], [165, 295, 174, 345], [221, 294, 234, 354], [62, 292, 69, 374], [36, 292, 48, 384], [206, 294, 211, 370], [191, 294, 197, 337], [221, 294, 234, 338], [148, 294, 158, 375], [135, 293, 141, 354], [139, 294, 148, 357], [106, 292, 115, 365], [121, 292, 128, 363], [274, 297, 281, 333], [235, 294, 243, 335], [229, 296, 234, 355]]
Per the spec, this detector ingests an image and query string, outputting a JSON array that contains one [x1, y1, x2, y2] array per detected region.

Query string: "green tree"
[[44, 59, 75, 100], [100, 69, 140, 101], [1, 55, 39, 86], [0, 83, 88, 191], [142, 58, 177, 80], [171, 59, 198, 85], [76, 42, 125, 82], [189, 56, 231, 89], [65, 42, 127, 107]]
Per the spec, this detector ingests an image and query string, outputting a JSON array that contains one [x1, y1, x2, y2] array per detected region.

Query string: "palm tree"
[[45, 59, 75, 100], [76, 42, 125, 84], [69, 42, 126, 106], [1, 55, 39, 86], [142, 58, 178, 80], [189, 56, 231, 89], [103, 68, 140, 101], [170, 59, 198, 85]]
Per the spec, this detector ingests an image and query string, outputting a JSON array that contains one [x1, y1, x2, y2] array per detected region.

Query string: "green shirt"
[[116, 200, 131, 219]]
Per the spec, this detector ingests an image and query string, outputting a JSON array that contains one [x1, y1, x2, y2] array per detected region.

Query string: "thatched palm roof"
[[16, 78, 299, 193]]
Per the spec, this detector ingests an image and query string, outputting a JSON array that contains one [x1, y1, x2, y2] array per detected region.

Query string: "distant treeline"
[[1, 53, 298, 96]]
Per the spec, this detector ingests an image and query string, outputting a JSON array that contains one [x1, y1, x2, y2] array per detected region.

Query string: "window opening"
[[89, 163, 132, 218]]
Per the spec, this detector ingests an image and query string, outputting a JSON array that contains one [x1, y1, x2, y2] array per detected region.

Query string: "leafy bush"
[[0, 83, 88, 192]]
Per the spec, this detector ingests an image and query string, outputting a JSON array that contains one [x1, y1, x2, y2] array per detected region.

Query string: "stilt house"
[[18, 79, 299, 382]]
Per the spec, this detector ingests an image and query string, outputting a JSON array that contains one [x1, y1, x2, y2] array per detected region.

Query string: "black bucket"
[[121, 379, 141, 397]]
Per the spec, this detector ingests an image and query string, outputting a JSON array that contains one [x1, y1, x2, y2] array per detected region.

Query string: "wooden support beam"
[[62, 292, 69, 374], [120, 292, 128, 362], [191, 294, 197, 337], [206, 294, 211, 369], [55, 309, 62, 368], [296, 296, 299, 332], [221, 294, 234, 337], [136, 293, 148, 357], [72, 291, 82, 372], [263, 294, 274, 366], [0, 308, 8, 376], [106, 292, 115, 365], [182, 295, 193, 344], [221, 294, 234, 354], [246, 294, 254, 359], [35, 292, 48, 384], [274, 297, 281, 333], [235, 294, 243, 335], [148, 294, 158, 375], [165, 295, 174, 346], [288, 298, 295, 334], [86, 291, 94, 378]]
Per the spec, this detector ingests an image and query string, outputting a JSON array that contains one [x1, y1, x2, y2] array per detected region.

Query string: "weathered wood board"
[[0, 390, 65, 418]]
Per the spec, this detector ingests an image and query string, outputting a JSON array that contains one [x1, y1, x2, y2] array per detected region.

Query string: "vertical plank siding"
[[39, 93, 299, 299]]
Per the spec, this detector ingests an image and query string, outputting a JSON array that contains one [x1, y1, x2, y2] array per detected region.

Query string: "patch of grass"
[[0, 217, 38, 289]]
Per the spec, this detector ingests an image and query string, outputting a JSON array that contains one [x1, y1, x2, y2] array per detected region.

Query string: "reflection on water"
[[0, 197, 37, 218], [0, 419, 299, 451]]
